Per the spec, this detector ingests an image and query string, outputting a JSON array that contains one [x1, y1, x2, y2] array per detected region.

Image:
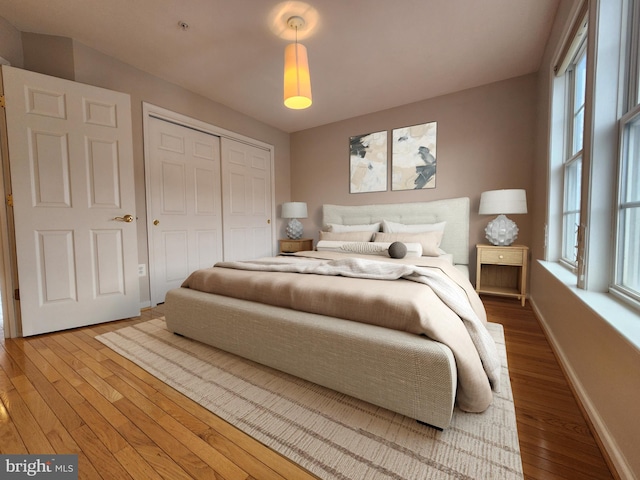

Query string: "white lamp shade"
[[479, 189, 528, 215], [282, 202, 308, 219], [284, 43, 312, 109]]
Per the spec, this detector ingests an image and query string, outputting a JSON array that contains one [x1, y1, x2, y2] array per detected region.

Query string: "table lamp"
[[282, 202, 308, 239], [479, 189, 527, 246]]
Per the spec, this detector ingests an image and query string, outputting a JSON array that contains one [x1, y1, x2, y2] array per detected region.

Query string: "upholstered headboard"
[[322, 197, 470, 265]]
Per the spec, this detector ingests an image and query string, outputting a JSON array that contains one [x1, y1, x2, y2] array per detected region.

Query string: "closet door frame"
[[142, 103, 276, 306]]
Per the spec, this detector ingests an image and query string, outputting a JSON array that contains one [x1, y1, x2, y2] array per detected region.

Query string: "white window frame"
[[612, 0, 640, 306], [560, 41, 588, 270], [545, 1, 640, 357]]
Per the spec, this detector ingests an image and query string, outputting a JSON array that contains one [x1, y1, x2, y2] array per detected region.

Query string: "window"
[[616, 113, 640, 299], [548, 0, 639, 312], [614, 1, 640, 302], [561, 44, 587, 268]]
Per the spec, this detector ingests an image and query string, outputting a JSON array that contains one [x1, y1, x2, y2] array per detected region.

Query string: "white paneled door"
[[221, 137, 273, 261], [1, 66, 140, 336], [147, 116, 223, 306]]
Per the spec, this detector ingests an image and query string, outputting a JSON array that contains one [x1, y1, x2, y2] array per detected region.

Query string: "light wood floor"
[[0, 297, 616, 479]]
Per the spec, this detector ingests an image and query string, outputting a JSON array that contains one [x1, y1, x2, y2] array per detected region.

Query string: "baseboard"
[[529, 297, 634, 480]]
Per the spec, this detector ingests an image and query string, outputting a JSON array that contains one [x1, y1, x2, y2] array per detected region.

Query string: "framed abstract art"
[[349, 130, 388, 193], [391, 122, 437, 191]]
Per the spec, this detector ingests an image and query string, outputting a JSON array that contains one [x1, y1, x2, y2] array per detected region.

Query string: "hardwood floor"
[[0, 297, 616, 479]]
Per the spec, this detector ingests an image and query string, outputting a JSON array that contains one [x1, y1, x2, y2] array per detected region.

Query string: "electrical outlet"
[[138, 264, 146, 277]]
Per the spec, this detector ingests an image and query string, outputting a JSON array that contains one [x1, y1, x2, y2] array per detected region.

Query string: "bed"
[[164, 196, 499, 430]]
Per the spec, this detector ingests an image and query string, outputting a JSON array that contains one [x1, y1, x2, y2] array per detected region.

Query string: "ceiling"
[[0, 0, 560, 133]]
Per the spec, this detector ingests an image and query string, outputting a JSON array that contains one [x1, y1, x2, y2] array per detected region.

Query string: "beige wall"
[[22, 32, 75, 81], [530, 1, 639, 477], [291, 74, 537, 280], [0, 16, 22, 68]]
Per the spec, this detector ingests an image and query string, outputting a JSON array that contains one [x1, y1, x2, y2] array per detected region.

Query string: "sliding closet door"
[[147, 116, 223, 305], [221, 138, 273, 261], [144, 104, 275, 305]]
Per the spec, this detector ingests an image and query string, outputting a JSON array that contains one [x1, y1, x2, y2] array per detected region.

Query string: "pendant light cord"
[[294, 24, 300, 92]]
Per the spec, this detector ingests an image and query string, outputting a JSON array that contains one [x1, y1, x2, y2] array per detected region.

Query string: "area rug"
[[97, 319, 523, 480]]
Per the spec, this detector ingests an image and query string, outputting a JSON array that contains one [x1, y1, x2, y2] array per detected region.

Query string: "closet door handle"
[[114, 214, 134, 223]]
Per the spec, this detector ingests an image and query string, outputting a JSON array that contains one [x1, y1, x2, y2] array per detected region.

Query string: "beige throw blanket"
[[182, 254, 500, 412]]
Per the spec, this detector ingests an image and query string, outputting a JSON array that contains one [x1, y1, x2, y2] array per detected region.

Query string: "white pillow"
[[374, 231, 444, 257], [319, 231, 376, 242], [316, 240, 423, 257], [382, 219, 446, 233], [327, 222, 381, 233]]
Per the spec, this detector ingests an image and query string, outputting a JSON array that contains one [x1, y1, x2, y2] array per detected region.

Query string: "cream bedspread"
[[181, 252, 499, 412]]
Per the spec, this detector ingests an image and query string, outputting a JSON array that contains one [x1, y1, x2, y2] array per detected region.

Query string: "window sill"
[[537, 260, 640, 350]]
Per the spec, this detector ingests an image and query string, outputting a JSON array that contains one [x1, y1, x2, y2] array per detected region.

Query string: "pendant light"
[[284, 16, 312, 109]]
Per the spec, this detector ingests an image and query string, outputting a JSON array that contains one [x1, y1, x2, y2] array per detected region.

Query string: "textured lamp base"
[[485, 214, 519, 246], [286, 218, 304, 239]]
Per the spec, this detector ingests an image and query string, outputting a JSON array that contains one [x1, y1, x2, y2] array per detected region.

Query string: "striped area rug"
[[97, 319, 523, 480]]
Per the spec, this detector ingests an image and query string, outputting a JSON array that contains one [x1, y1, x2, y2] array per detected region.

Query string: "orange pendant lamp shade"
[[283, 16, 312, 109], [284, 43, 312, 109]]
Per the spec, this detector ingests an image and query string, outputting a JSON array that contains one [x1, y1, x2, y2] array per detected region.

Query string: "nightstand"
[[279, 238, 313, 253], [476, 244, 528, 306]]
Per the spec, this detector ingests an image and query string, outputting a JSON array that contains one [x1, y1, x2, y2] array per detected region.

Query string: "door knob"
[[153, 219, 160, 225], [114, 214, 134, 223]]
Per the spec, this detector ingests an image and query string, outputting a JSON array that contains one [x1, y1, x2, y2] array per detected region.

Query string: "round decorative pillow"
[[388, 241, 407, 259]]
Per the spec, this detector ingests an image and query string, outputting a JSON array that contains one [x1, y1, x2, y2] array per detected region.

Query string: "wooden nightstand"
[[476, 244, 529, 306], [279, 238, 313, 253]]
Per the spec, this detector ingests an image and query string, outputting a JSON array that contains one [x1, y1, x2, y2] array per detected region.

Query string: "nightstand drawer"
[[279, 238, 313, 253], [479, 248, 524, 265]]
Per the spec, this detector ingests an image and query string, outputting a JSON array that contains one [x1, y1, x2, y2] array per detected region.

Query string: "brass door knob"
[[114, 214, 134, 223], [153, 219, 160, 225]]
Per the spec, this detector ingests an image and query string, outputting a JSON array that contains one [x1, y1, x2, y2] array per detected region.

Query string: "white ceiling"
[[0, 0, 560, 133]]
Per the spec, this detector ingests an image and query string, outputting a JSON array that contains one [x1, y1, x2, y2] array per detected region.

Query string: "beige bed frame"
[[164, 197, 470, 429]]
